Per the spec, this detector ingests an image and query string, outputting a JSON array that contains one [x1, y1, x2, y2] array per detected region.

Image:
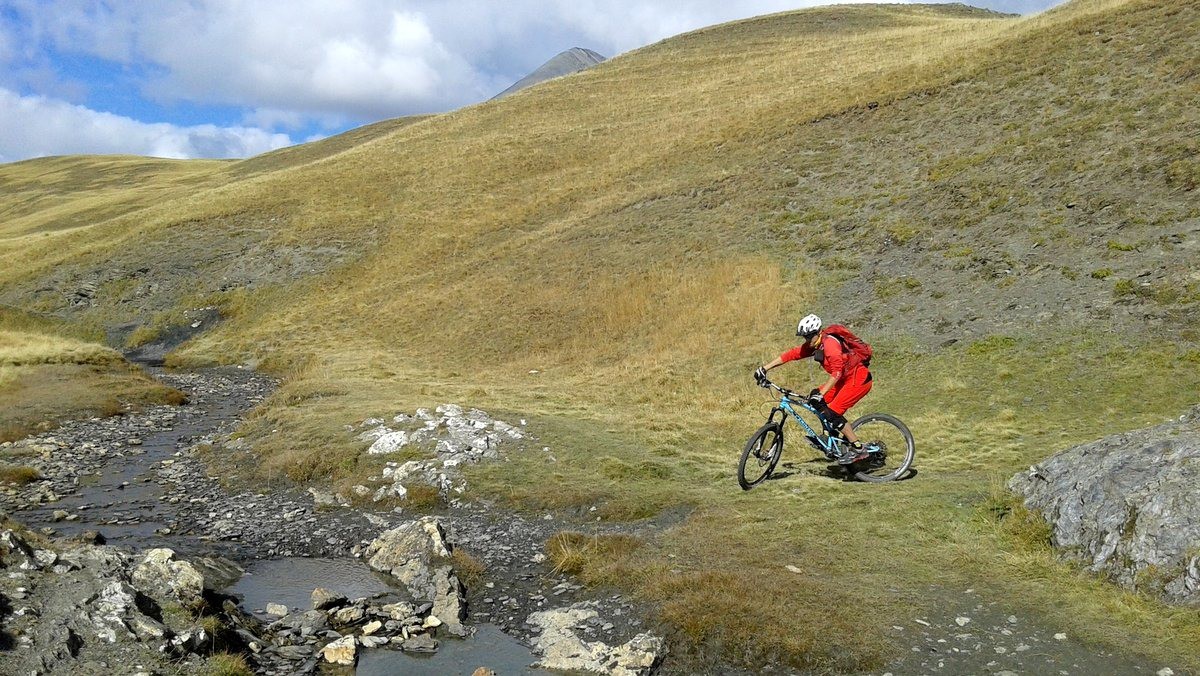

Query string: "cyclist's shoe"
[[836, 441, 869, 465]]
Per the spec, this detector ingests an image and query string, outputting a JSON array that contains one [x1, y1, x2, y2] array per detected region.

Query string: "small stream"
[[5, 364, 547, 674]]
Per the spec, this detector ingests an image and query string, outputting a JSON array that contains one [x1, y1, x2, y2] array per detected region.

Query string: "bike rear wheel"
[[848, 413, 914, 483], [738, 422, 784, 490]]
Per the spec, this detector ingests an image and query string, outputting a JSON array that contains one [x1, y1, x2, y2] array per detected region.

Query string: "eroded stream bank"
[[0, 367, 664, 675]]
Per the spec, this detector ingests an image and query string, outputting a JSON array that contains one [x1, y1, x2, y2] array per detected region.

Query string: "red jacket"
[[779, 333, 852, 380]]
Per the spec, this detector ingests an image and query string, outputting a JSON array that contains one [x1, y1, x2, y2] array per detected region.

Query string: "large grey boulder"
[[365, 516, 470, 635], [365, 516, 452, 592], [132, 548, 207, 608], [1009, 406, 1200, 604]]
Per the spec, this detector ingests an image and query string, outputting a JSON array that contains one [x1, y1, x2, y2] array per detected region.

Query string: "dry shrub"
[[204, 652, 252, 676], [403, 483, 442, 510], [0, 422, 36, 443], [161, 388, 190, 406]]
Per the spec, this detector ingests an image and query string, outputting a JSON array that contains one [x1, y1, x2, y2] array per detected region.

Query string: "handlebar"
[[762, 378, 803, 401]]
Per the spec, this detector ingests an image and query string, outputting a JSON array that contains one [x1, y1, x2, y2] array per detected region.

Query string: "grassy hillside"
[[1, 0, 1199, 670], [0, 318, 185, 443]]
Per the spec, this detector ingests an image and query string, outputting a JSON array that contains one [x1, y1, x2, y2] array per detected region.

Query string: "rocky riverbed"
[[0, 367, 665, 675]]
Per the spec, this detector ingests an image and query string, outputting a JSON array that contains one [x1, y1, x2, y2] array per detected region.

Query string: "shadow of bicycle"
[[767, 459, 919, 483]]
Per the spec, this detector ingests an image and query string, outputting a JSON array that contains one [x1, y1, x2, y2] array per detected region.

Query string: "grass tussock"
[[402, 483, 442, 510], [651, 570, 892, 672], [546, 531, 644, 583], [449, 548, 487, 589], [203, 653, 253, 676], [0, 464, 41, 485], [982, 481, 1055, 552]]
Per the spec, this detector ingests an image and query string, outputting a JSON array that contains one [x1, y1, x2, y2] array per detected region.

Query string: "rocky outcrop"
[[352, 404, 532, 501], [132, 547, 208, 608], [0, 528, 264, 674], [527, 602, 664, 675], [365, 516, 470, 636], [1009, 406, 1200, 604], [366, 516, 452, 586]]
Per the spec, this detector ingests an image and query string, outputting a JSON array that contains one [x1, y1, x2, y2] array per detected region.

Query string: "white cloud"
[[0, 0, 1066, 161], [6, 0, 874, 122], [0, 87, 292, 162]]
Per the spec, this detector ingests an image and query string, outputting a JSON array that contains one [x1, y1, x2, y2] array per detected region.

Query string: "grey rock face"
[[430, 566, 468, 637], [1009, 406, 1200, 604], [365, 516, 452, 590], [493, 47, 606, 99], [131, 548, 207, 608], [364, 516, 471, 636]]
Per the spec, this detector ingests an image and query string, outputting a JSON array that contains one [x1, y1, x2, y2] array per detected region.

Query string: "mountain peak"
[[493, 47, 606, 99]]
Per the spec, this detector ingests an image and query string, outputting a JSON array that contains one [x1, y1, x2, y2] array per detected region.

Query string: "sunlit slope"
[[0, 156, 227, 239], [193, 0, 1195, 367], [199, 3, 1031, 359], [2, 0, 1200, 670], [227, 115, 432, 178]]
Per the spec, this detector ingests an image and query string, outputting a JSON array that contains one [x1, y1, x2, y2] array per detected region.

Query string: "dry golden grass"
[[0, 464, 41, 484], [0, 329, 123, 367], [1, 0, 1198, 670], [449, 548, 488, 589], [0, 330, 186, 441], [546, 531, 644, 580]]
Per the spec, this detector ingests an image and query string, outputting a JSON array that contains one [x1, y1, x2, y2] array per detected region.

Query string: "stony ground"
[[0, 367, 666, 675], [0, 365, 1185, 675]]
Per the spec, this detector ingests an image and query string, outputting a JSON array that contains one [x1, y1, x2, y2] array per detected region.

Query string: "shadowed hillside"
[[1, 0, 1198, 670]]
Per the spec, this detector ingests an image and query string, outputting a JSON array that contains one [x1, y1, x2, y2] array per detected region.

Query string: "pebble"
[[955, 617, 970, 627]]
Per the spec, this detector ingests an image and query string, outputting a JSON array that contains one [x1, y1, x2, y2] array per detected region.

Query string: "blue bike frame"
[[765, 383, 877, 460]]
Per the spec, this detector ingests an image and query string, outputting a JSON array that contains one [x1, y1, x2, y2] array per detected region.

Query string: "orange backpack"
[[824, 324, 872, 371]]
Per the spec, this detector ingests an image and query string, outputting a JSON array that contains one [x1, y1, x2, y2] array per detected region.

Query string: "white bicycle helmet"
[[796, 313, 822, 337]]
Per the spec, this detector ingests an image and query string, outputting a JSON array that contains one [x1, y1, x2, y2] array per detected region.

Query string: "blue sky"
[[0, 0, 1065, 163]]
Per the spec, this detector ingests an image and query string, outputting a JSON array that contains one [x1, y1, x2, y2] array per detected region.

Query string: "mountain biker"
[[753, 314, 872, 464]]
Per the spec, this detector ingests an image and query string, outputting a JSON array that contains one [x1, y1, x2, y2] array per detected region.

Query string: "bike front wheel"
[[738, 422, 784, 490], [849, 413, 915, 483]]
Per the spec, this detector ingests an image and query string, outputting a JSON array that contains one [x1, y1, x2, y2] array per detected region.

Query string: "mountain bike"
[[738, 379, 914, 488]]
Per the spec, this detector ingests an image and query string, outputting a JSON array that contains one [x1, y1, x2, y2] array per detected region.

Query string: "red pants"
[[825, 365, 872, 415]]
